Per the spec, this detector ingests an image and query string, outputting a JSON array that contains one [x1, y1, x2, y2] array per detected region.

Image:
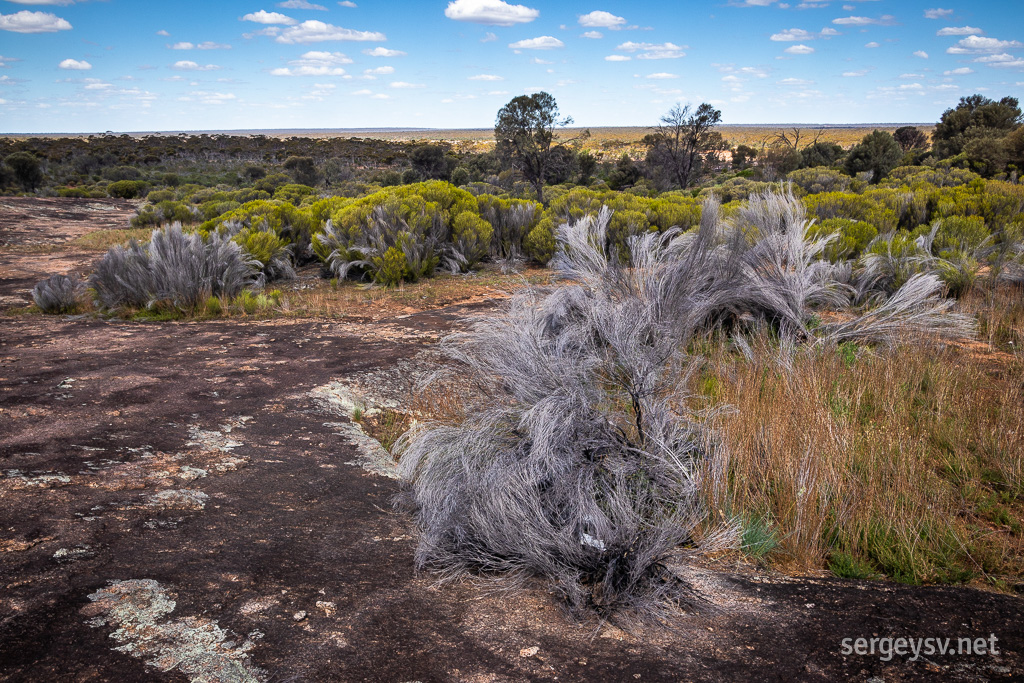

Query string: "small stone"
[[316, 601, 337, 617], [293, 611, 307, 621], [519, 646, 539, 658]]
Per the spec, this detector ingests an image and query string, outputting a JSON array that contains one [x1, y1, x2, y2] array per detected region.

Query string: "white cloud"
[[338, 0, 357, 6], [271, 50, 352, 76], [946, 35, 1024, 54], [778, 77, 814, 85], [197, 42, 231, 50], [58, 58, 91, 70], [974, 53, 1016, 63], [171, 60, 221, 71], [365, 65, 394, 75], [0, 10, 72, 33], [645, 72, 678, 79], [188, 90, 238, 105], [481, 32, 497, 42], [278, 0, 328, 9], [832, 15, 895, 26], [937, 26, 983, 36], [784, 44, 814, 54], [241, 10, 297, 25], [864, 41, 879, 47], [899, 83, 923, 90], [923, 8, 953, 19], [770, 28, 812, 41], [352, 88, 373, 95], [578, 10, 625, 29], [156, 29, 170, 36], [171, 42, 194, 50], [469, 73, 503, 80], [615, 41, 686, 59], [371, 93, 389, 99], [605, 54, 630, 61], [581, 30, 603, 39], [987, 59, 1024, 69], [444, 0, 539, 27], [913, 50, 929, 58], [389, 81, 424, 88], [842, 69, 868, 76], [363, 46, 406, 57], [944, 67, 974, 75], [275, 20, 386, 43], [509, 36, 564, 49], [530, 57, 552, 64]]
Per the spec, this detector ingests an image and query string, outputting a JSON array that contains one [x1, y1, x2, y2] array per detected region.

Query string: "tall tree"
[[4, 152, 43, 192], [933, 94, 1022, 159], [643, 103, 723, 190], [844, 130, 903, 183], [494, 92, 573, 205], [893, 126, 929, 152]]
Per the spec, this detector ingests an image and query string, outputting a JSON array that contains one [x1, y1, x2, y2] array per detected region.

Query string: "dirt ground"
[[1, 199, 1022, 682]]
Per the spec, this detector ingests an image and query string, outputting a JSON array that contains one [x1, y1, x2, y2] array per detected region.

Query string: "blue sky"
[[0, 0, 1021, 132]]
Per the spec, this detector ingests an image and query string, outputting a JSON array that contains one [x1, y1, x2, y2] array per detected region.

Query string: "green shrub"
[[450, 211, 493, 270], [808, 218, 878, 261], [524, 216, 556, 264], [107, 180, 149, 199]]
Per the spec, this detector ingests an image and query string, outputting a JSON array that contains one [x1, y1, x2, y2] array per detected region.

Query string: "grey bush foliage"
[[32, 273, 84, 314], [397, 188, 976, 622], [90, 223, 258, 311]]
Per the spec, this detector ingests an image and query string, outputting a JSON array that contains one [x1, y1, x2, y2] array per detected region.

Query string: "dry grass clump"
[[696, 332, 1023, 586]]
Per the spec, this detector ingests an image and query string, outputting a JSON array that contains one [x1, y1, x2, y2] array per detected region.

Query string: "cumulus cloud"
[[784, 44, 815, 54], [832, 15, 896, 26], [365, 65, 394, 75], [944, 67, 974, 74], [389, 81, 424, 88], [913, 50, 929, 58], [58, 58, 91, 70], [481, 32, 497, 42], [469, 73, 503, 80], [842, 69, 868, 76], [937, 26, 983, 36], [156, 29, 170, 36], [278, 0, 328, 9], [645, 72, 677, 79], [946, 35, 1024, 54], [362, 46, 405, 57], [778, 77, 814, 85], [0, 10, 72, 33], [604, 54, 630, 61], [864, 41, 879, 47], [171, 60, 221, 71], [923, 8, 953, 19], [241, 10, 297, 25], [615, 41, 686, 59], [444, 0, 539, 27], [271, 50, 352, 76], [508, 35, 564, 49], [578, 10, 625, 29], [275, 20, 386, 43], [973, 54, 1024, 68], [171, 42, 194, 50], [581, 30, 602, 39]]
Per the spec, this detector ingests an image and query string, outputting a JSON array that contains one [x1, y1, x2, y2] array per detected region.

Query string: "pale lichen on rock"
[[83, 579, 266, 683]]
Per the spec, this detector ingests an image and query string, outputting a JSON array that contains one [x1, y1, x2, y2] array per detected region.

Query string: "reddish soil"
[[0, 199, 1022, 682]]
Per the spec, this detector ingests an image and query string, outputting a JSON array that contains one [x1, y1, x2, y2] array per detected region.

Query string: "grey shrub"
[[396, 188, 974, 622], [89, 222, 258, 312], [32, 274, 84, 314]]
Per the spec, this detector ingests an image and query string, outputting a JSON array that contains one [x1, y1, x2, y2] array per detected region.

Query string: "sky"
[[0, 0, 1021, 133]]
